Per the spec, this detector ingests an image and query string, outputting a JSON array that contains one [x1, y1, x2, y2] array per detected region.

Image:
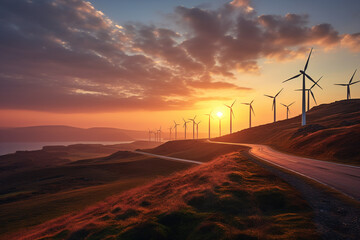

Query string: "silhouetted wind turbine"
[[168, 126, 172, 140], [280, 102, 295, 120], [283, 48, 321, 126], [242, 100, 255, 128], [264, 88, 283, 123], [157, 127, 162, 142], [224, 100, 236, 134], [188, 115, 197, 139], [183, 118, 190, 139], [296, 76, 323, 111], [173, 121, 179, 140], [334, 69, 359, 100], [148, 129, 152, 142], [195, 121, 201, 139], [204, 111, 213, 139]]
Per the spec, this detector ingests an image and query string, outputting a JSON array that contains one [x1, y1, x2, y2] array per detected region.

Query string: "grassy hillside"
[[216, 99, 360, 165], [7, 144, 319, 240]]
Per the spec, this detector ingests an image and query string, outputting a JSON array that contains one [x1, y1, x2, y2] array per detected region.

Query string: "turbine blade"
[[310, 90, 317, 105], [304, 47, 313, 71], [349, 69, 357, 84], [264, 94, 274, 98], [289, 101, 295, 106], [304, 73, 321, 89], [275, 88, 283, 97], [272, 100, 275, 110], [224, 104, 230, 108], [310, 76, 323, 90], [251, 106, 255, 116], [283, 74, 301, 83], [251, 99, 254, 104], [334, 83, 348, 86], [280, 103, 287, 107], [231, 109, 235, 118], [231, 99, 236, 107], [294, 89, 303, 91], [350, 80, 360, 85]]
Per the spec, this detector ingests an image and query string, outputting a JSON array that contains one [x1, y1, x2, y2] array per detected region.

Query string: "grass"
[[8, 143, 320, 240]]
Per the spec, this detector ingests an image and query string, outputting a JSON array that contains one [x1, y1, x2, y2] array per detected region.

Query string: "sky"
[[0, 0, 360, 136]]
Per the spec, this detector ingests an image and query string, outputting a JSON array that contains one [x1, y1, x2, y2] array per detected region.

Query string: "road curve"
[[134, 150, 203, 165], [209, 140, 360, 201]]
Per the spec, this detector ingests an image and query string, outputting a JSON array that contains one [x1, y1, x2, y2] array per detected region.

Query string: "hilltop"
[[216, 99, 360, 165]]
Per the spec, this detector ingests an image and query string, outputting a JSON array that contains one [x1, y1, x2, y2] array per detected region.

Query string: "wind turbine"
[[168, 126, 172, 140], [173, 121, 179, 140], [183, 118, 190, 139], [264, 88, 283, 123], [217, 112, 223, 137], [224, 100, 236, 134], [195, 121, 201, 139], [204, 111, 213, 139], [148, 129, 152, 142], [157, 127, 162, 142], [280, 102, 295, 120], [296, 76, 323, 111], [283, 48, 321, 126], [154, 129, 158, 142], [334, 69, 359, 100], [188, 115, 197, 139], [242, 100, 255, 128]]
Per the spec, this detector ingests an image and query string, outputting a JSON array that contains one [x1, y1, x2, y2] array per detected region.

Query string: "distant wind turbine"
[[188, 115, 197, 139], [334, 69, 359, 100], [168, 126, 172, 140], [283, 48, 321, 126], [157, 127, 162, 142], [173, 121, 179, 140], [195, 121, 201, 139], [296, 76, 323, 111], [148, 129, 152, 142], [264, 88, 283, 123], [224, 100, 236, 134], [242, 100, 255, 128], [183, 118, 190, 139], [280, 102, 295, 120], [204, 111, 213, 139]]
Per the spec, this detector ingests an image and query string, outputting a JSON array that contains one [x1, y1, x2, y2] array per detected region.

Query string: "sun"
[[217, 112, 223, 118]]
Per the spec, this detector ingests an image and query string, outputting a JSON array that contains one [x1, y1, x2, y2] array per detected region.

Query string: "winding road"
[[209, 141, 360, 201]]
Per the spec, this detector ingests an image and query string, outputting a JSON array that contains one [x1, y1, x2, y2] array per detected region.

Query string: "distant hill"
[[216, 99, 360, 165], [0, 125, 148, 142]]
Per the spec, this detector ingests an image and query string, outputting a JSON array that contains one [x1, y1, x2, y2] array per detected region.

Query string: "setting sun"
[[217, 112, 223, 118]]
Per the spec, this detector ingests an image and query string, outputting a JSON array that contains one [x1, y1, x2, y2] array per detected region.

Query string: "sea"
[[0, 141, 134, 156]]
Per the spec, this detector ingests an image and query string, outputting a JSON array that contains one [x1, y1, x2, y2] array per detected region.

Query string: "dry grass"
[[6, 146, 319, 240]]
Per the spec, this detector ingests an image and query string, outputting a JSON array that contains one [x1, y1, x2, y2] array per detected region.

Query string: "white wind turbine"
[[334, 69, 359, 100], [264, 88, 283, 123], [280, 102, 295, 120], [183, 118, 190, 139], [224, 100, 236, 134], [242, 100, 255, 128], [283, 48, 321, 126], [204, 111, 213, 139], [173, 121, 179, 140], [188, 115, 197, 139]]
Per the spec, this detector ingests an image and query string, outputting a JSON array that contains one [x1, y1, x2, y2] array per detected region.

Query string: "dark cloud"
[[0, 0, 354, 113]]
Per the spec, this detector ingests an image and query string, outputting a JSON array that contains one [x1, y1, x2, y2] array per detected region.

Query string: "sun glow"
[[217, 112, 223, 118]]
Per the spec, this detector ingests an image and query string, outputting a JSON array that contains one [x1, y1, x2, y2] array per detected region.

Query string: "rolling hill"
[[0, 125, 148, 142], [216, 99, 360, 165]]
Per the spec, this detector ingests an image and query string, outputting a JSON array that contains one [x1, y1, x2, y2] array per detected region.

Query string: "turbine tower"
[[148, 129, 152, 142], [242, 100, 255, 128], [168, 127, 172, 140], [283, 48, 321, 126], [296, 76, 322, 111], [188, 115, 197, 139], [224, 100, 236, 134], [157, 127, 162, 142], [280, 102, 295, 120], [334, 69, 359, 100], [173, 121, 179, 140], [264, 89, 283, 123], [195, 121, 201, 139], [183, 118, 190, 139], [204, 111, 213, 139]]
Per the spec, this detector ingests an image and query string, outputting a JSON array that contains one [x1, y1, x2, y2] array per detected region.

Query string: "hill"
[[0, 125, 148, 142], [5, 142, 319, 240], [216, 99, 360, 165]]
